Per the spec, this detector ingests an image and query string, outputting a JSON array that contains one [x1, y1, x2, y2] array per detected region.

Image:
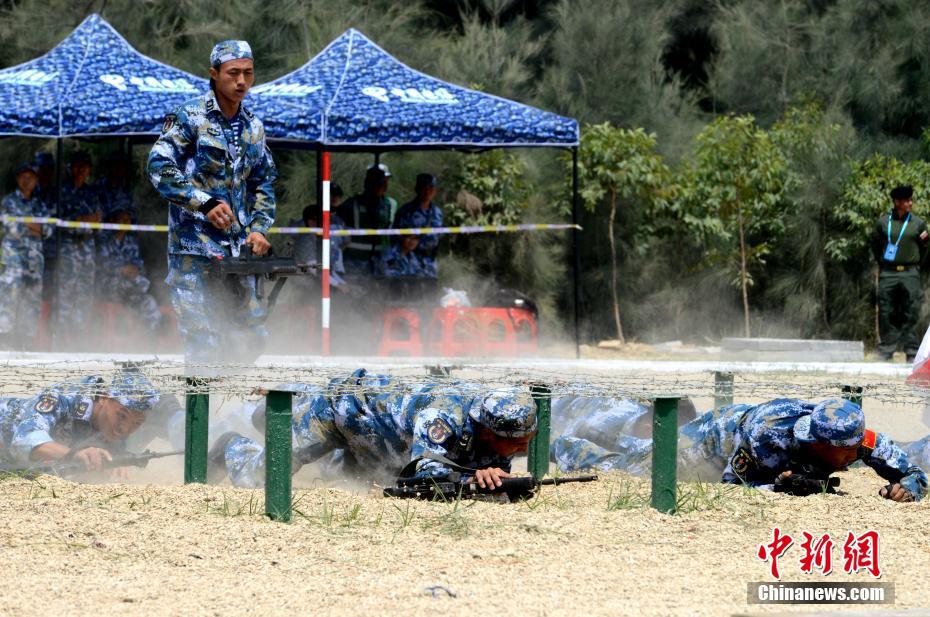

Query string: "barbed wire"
[[0, 358, 926, 407]]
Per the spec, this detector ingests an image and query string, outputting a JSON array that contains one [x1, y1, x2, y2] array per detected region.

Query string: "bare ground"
[[0, 467, 927, 617]]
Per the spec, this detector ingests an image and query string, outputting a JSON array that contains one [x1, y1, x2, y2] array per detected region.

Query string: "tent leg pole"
[[321, 150, 331, 356], [571, 146, 581, 360]]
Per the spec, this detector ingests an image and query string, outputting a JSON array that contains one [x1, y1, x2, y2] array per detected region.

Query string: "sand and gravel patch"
[[0, 467, 926, 617]]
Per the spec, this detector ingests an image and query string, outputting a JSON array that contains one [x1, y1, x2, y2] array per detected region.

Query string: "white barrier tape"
[[1, 216, 580, 236]]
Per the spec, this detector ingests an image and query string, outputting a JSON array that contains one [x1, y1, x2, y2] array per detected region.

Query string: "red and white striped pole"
[[321, 150, 331, 356]]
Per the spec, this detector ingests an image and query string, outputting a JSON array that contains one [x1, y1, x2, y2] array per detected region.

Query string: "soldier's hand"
[[26, 222, 42, 237], [72, 447, 113, 472], [246, 231, 271, 256], [879, 483, 914, 502], [775, 470, 793, 484], [472, 467, 511, 489], [206, 201, 235, 230]]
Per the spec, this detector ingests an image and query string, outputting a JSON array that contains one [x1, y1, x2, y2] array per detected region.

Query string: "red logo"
[[842, 530, 881, 578], [758, 529, 881, 578], [758, 527, 794, 580]]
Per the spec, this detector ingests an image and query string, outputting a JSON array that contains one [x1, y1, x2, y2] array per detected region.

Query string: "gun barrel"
[[538, 474, 599, 486]]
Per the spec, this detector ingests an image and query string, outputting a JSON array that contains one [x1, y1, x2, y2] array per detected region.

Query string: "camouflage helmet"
[[108, 371, 160, 413], [794, 399, 865, 448], [469, 387, 537, 438], [210, 40, 253, 67]]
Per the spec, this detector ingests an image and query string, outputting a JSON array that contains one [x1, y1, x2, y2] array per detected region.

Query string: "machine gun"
[[0, 449, 183, 479], [773, 463, 840, 497], [383, 473, 598, 502], [210, 244, 317, 320]]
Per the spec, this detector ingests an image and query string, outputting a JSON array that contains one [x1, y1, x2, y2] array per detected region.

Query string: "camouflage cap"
[[210, 40, 253, 67], [13, 162, 36, 177], [469, 387, 538, 438], [794, 399, 865, 448], [108, 371, 160, 413]]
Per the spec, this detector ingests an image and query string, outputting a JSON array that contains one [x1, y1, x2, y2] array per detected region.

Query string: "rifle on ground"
[[383, 473, 598, 502], [0, 449, 184, 479], [210, 244, 317, 319], [773, 464, 840, 497]]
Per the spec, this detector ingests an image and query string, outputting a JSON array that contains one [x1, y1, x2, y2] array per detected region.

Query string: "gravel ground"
[[0, 467, 926, 617]]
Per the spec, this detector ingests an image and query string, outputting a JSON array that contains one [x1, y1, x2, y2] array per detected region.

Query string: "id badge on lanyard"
[[884, 213, 910, 262]]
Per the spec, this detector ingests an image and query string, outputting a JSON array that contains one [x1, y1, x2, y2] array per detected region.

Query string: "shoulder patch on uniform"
[[162, 113, 177, 132], [75, 400, 89, 418], [242, 106, 254, 120], [205, 98, 215, 112], [427, 418, 453, 445], [730, 447, 756, 477], [35, 394, 59, 414]]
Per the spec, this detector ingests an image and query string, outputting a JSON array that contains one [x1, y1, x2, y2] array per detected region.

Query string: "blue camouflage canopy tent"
[[0, 13, 207, 137], [250, 28, 578, 150], [249, 29, 583, 355], [0, 17, 584, 355]]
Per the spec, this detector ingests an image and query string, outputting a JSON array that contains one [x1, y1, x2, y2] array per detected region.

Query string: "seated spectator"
[[0, 163, 53, 350], [393, 173, 442, 275], [96, 151, 135, 219], [96, 209, 164, 332], [377, 234, 437, 278], [337, 165, 397, 274]]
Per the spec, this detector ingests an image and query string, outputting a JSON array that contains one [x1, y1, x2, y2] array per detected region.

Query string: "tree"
[[577, 123, 669, 344], [768, 103, 856, 336], [682, 115, 790, 337]]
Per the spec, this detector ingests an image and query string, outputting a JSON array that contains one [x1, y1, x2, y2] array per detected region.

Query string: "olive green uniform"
[[872, 211, 929, 356]]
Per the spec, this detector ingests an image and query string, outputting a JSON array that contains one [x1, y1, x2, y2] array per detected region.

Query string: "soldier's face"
[[477, 427, 535, 457], [71, 162, 91, 185], [804, 441, 860, 471], [401, 235, 419, 252], [894, 197, 913, 214], [15, 170, 37, 196], [94, 398, 146, 441], [210, 58, 254, 103]]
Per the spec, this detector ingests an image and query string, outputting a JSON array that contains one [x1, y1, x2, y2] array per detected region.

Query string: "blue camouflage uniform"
[[0, 186, 52, 341], [376, 243, 437, 278], [552, 398, 928, 501], [95, 181, 135, 219], [393, 199, 442, 273], [96, 231, 162, 330], [220, 369, 537, 488], [55, 179, 102, 341], [0, 372, 159, 465], [146, 40, 277, 364]]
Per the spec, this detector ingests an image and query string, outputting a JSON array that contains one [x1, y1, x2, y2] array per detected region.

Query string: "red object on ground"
[[426, 307, 481, 356], [377, 308, 424, 356]]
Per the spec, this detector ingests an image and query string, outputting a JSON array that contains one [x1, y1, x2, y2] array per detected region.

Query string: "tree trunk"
[[608, 189, 625, 344], [737, 206, 751, 337]]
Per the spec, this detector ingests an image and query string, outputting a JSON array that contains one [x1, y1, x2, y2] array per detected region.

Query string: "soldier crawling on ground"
[[208, 368, 538, 490], [552, 397, 927, 502]]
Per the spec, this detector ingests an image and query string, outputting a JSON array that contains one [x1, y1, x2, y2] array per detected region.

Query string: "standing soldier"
[[393, 173, 443, 274], [96, 151, 135, 219], [338, 165, 397, 274], [871, 185, 930, 361], [147, 40, 277, 366], [56, 151, 102, 349], [0, 163, 53, 349]]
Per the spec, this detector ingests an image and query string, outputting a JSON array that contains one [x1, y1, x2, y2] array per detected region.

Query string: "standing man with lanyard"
[[872, 185, 929, 361], [147, 40, 277, 367]]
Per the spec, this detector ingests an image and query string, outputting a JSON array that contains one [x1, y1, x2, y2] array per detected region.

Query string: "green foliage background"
[[3, 0, 930, 347]]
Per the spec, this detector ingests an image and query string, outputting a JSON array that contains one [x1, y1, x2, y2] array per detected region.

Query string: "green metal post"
[[842, 385, 863, 408], [651, 396, 679, 514], [184, 378, 209, 484], [714, 371, 734, 409], [527, 384, 552, 480], [265, 390, 294, 522]]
